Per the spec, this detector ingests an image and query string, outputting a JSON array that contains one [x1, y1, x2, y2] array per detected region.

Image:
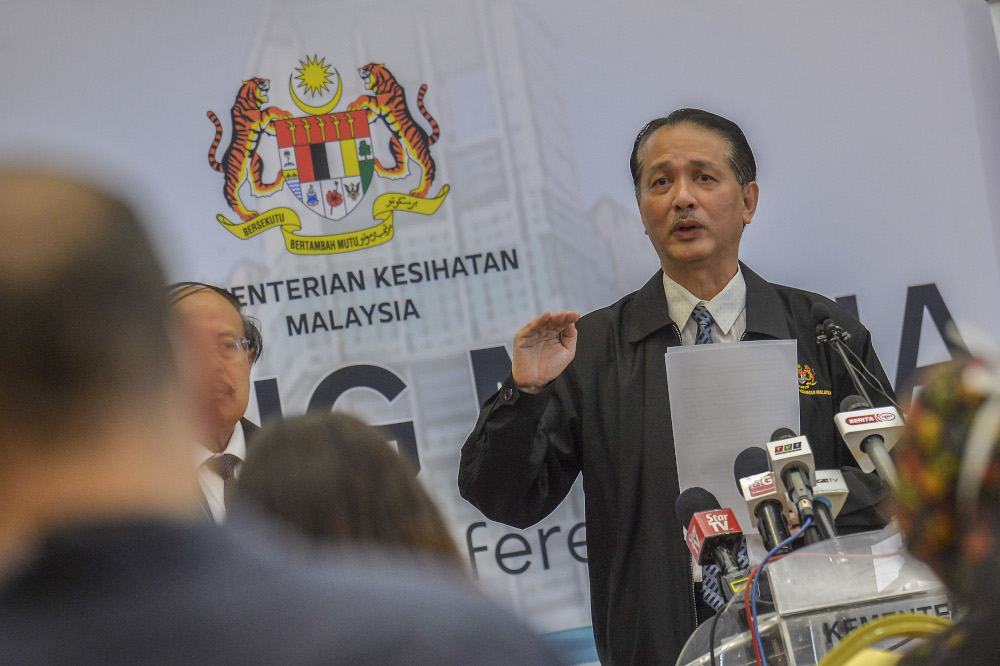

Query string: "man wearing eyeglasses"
[[169, 282, 263, 522]]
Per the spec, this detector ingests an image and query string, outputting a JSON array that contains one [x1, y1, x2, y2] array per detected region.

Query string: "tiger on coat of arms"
[[348, 63, 440, 198], [207, 78, 292, 221]]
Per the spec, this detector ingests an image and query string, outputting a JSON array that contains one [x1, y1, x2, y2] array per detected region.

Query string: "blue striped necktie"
[[692, 304, 713, 345]]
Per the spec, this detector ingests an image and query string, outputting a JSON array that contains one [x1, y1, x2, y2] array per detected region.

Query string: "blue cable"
[[750, 516, 813, 666]]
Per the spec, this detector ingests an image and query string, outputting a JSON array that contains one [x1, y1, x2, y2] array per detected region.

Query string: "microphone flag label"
[[687, 509, 742, 564], [706, 512, 730, 532], [845, 412, 897, 426], [773, 441, 803, 456], [686, 528, 702, 559], [747, 472, 776, 498]]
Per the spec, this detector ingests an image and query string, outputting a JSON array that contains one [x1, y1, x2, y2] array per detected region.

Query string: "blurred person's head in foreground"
[[237, 411, 464, 569], [893, 351, 1000, 664], [0, 166, 198, 564]]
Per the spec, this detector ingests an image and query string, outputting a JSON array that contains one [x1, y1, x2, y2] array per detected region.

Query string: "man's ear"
[[742, 181, 759, 227], [636, 193, 650, 236]]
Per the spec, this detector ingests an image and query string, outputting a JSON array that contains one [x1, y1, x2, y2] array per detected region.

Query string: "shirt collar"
[[662, 266, 746, 336], [194, 421, 247, 467]]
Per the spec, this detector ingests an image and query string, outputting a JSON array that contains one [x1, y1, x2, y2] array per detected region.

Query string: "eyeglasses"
[[214, 336, 252, 361]]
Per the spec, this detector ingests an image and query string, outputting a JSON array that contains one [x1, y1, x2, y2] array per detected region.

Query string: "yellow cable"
[[816, 613, 951, 666]]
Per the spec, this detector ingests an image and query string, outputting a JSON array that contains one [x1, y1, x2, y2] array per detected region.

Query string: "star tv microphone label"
[[705, 512, 731, 532], [686, 530, 702, 555]]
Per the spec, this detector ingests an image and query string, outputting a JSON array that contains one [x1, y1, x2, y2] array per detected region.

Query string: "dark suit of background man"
[[459, 108, 894, 665], [0, 167, 562, 665], [170, 282, 262, 522]]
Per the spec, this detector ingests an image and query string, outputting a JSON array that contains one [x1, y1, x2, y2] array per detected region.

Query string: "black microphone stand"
[[816, 320, 873, 407]]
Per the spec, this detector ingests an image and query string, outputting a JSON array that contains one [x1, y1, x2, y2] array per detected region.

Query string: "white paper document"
[[666, 339, 800, 531]]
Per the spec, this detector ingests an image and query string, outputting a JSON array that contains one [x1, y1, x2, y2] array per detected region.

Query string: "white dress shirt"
[[195, 421, 247, 524], [662, 267, 747, 346]]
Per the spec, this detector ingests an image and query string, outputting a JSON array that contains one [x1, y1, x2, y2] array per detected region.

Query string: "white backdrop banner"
[[5, 0, 1000, 661]]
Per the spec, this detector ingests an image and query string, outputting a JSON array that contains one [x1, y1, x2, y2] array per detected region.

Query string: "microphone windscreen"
[[733, 447, 770, 490], [811, 302, 832, 326], [770, 427, 797, 442], [840, 394, 871, 412], [675, 487, 721, 526]]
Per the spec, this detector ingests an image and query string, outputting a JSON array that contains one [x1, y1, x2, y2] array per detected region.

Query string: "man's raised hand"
[[512, 311, 581, 395]]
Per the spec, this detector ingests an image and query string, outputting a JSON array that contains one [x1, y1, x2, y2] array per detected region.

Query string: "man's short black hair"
[[168, 282, 264, 365], [629, 108, 757, 196]]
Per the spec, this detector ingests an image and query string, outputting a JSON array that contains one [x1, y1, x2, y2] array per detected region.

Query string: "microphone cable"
[[835, 343, 900, 411], [746, 516, 813, 666]]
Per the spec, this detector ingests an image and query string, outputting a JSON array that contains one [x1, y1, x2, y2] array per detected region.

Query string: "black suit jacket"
[[197, 417, 260, 521], [0, 517, 562, 664]]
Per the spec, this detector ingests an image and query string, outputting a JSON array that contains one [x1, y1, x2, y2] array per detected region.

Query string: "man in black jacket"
[[459, 109, 894, 665]]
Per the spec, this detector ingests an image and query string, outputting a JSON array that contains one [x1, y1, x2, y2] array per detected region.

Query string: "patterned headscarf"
[[894, 354, 1000, 666], [893, 354, 1000, 602]]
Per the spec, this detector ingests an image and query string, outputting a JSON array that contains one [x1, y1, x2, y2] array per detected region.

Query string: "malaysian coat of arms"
[[206, 56, 449, 255]]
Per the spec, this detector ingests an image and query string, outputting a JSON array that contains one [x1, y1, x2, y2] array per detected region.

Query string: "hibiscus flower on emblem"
[[327, 189, 343, 207]]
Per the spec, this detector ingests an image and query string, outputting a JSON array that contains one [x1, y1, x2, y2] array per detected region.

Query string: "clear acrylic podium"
[[676, 527, 953, 666]]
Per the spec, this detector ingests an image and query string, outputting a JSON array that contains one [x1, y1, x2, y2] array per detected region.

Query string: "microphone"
[[835, 395, 903, 492], [811, 303, 877, 409], [765, 428, 817, 523], [811, 302, 850, 343], [733, 447, 791, 554], [813, 468, 849, 519], [675, 487, 750, 603], [766, 429, 837, 542]]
